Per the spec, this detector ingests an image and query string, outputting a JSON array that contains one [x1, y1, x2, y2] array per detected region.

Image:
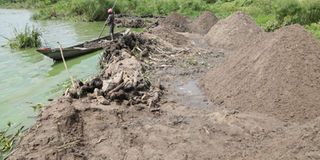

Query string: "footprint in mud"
[[171, 79, 213, 108]]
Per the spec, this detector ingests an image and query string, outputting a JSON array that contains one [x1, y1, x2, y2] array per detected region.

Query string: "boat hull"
[[36, 32, 122, 61], [36, 48, 101, 61]]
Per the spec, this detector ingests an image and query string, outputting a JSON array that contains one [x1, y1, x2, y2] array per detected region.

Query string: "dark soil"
[[159, 12, 190, 32], [149, 26, 190, 46], [116, 17, 158, 28]]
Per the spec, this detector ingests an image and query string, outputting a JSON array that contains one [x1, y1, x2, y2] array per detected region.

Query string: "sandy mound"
[[159, 12, 189, 32], [190, 11, 218, 35], [204, 11, 263, 51], [201, 24, 320, 122]]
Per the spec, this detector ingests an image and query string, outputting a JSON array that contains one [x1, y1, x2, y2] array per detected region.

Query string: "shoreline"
[[6, 12, 224, 159], [6, 11, 320, 159]]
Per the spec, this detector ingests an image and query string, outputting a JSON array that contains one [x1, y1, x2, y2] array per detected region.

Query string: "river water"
[[0, 9, 111, 130]]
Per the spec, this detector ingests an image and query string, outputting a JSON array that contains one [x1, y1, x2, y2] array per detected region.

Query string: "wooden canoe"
[[36, 32, 122, 61]]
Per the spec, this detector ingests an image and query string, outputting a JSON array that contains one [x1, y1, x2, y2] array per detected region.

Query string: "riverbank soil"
[[115, 15, 161, 28], [9, 12, 320, 160]]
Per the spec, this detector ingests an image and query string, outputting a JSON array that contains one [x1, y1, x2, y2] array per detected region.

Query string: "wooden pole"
[[57, 42, 75, 88], [112, 0, 118, 9], [98, 25, 106, 39]]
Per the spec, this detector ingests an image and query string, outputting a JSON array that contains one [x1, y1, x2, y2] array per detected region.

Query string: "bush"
[[264, 19, 281, 32], [203, 0, 218, 4], [23, 0, 210, 20], [69, 0, 112, 21], [301, 0, 320, 25], [8, 25, 42, 49], [155, 0, 180, 15], [275, 0, 303, 25], [179, 0, 209, 16], [306, 23, 320, 39], [275, 0, 320, 26]]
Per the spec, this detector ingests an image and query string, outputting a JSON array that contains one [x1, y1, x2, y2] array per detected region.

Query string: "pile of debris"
[[66, 33, 163, 111], [149, 26, 190, 46], [115, 15, 162, 28], [159, 12, 190, 32], [116, 18, 145, 28]]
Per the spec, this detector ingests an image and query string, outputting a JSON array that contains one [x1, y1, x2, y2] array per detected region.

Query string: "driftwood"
[[66, 32, 165, 110]]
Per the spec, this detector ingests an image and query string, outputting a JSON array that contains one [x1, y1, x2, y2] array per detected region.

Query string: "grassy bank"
[[1, 0, 320, 33], [1, 0, 319, 38]]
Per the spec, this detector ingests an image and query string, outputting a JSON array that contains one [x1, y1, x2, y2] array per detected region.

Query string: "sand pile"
[[159, 12, 190, 32], [204, 11, 263, 51], [190, 11, 218, 35], [202, 24, 320, 122]]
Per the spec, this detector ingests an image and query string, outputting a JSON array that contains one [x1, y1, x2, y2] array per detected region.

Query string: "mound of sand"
[[159, 12, 190, 32], [190, 11, 218, 35], [202, 24, 320, 122], [204, 11, 263, 51]]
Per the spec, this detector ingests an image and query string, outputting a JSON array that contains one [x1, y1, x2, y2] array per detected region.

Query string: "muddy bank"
[[8, 12, 320, 160], [8, 28, 225, 159]]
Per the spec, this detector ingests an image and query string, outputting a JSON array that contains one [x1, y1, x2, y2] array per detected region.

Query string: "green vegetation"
[[0, 122, 24, 159], [8, 25, 42, 49], [31, 103, 44, 112], [306, 23, 320, 39], [1, 0, 320, 37], [0, 0, 209, 20], [186, 58, 198, 66], [1, 0, 320, 29]]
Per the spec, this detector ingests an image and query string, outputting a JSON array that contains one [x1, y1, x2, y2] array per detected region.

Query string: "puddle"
[[171, 79, 212, 108]]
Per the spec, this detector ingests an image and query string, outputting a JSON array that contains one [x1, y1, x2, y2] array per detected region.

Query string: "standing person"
[[105, 8, 115, 41]]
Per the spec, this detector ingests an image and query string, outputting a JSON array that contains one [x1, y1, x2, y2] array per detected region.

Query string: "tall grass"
[[208, 0, 320, 32], [275, 0, 320, 26], [30, 0, 209, 21], [8, 25, 42, 49], [32, 0, 113, 21]]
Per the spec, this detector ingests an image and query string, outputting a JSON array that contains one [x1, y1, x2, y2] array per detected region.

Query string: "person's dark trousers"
[[109, 24, 114, 41]]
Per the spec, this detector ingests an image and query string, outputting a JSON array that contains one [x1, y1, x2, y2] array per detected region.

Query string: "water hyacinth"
[[8, 25, 42, 49]]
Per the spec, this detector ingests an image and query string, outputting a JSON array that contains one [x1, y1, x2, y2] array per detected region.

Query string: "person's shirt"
[[106, 13, 115, 25]]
